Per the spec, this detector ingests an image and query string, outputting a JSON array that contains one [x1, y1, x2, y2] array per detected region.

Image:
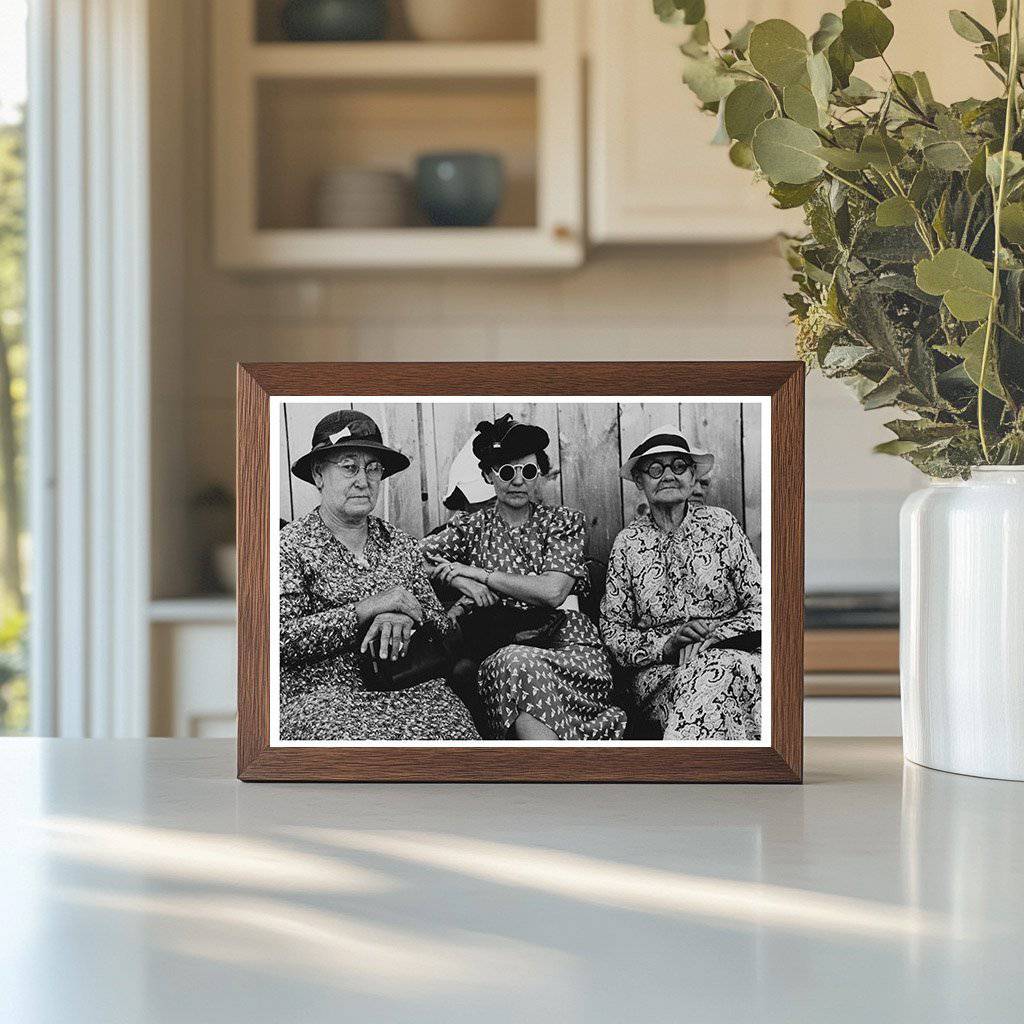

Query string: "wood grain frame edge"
[[235, 361, 806, 783]]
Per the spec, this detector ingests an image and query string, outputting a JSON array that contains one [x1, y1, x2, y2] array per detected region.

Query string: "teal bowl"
[[281, 0, 387, 42], [415, 152, 505, 228]]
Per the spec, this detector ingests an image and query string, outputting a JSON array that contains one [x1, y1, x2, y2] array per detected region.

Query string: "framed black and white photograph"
[[238, 362, 804, 781]]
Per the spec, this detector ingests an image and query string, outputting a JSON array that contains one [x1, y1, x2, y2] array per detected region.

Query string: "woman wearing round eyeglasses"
[[422, 414, 625, 741], [600, 426, 762, 740], [278, 409, 478, 741]]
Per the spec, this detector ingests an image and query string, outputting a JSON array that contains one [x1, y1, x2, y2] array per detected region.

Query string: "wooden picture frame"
[[237, 362, 804, 782]]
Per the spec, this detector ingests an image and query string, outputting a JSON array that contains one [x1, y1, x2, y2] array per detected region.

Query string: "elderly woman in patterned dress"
[[423, 414, 626, 741], [278, 409, 478, 741], [600, 426, 762, 740]]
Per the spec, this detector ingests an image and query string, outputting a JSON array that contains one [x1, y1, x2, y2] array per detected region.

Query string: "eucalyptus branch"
[[978, 0, 1021, 462], [821, 167, 880, 203], [750, 68, 783, 116], [880, 54, 929, 120]]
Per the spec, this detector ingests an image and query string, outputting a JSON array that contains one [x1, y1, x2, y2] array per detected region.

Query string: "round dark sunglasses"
[[495, 463, 540, 483], [642, 457, 694, 479]]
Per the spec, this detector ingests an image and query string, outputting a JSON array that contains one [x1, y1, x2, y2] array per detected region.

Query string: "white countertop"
[[1, 738, 1021, 1023]]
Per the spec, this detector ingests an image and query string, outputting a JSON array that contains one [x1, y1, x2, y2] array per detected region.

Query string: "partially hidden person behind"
[[278, 409, 479, 741], [600, 425, 762, 740], [422, 413, 626, 741]]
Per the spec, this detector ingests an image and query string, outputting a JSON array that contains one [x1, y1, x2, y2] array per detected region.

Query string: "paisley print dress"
[[278, 510, 479, 741], [600, 505, 762, 740], [423, 503, 626, 740]]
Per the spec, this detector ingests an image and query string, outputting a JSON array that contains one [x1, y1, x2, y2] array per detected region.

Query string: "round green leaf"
[[814, 145, 871, 170], [752, 117, 827, 184], [748, 19, 809, 87], [914, 249, 994, 321], [681, 55, 736, 103], [723, 81, 775, 143], [875, 196, 918, 228], [948, 10, 993, 44], [923, 141, 973, 171], [842, 1, 894, 59], [999, 202, 1024, 243], [783, 83, 821, 129], [811, 12, 843, 54], [807, 51, 833, 109], [827, 35, 855, 88], [724, 20, 755, 53], [959, 325, 1006, 398], [836, 75, 876, 104], [860, 133, 905, 172], [770, 179, 820, 209], [729, 140, 758, 170], [874, 439, 922, 456]]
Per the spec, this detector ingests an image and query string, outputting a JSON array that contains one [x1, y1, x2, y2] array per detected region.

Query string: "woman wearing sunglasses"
[[278, 409, 478, 741], [600, 426, 762, 740], [423, 413, 625, 741]]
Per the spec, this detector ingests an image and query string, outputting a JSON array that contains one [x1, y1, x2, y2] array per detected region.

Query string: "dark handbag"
[[359, 620, 459, 692], [457, 604, 566, 663], [707, 629, 762, 655]]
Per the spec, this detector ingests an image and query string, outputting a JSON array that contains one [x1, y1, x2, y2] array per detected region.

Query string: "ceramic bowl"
[[403, 0, 534, 42], [314, 168, 409, 228], [280, 0, 388, 42], [414, 152, 505, 227]]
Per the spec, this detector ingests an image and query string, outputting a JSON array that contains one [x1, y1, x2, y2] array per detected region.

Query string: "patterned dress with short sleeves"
[[423, 503, 626, 740], [278, 510, 479, 741], [600, 505, 762, 740]]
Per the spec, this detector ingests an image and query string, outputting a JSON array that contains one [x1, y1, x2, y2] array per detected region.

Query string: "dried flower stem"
[[979, 0, 1021, 462]]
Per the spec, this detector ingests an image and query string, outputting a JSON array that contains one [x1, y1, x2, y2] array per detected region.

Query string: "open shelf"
[[249, 42, 544, 77], [254, 0, 538, 45], [213, 0, 581, 268], [257, 76, 537, 232]]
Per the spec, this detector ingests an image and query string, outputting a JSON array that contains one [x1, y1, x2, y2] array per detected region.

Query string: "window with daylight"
[[0, 0, 28, 734]]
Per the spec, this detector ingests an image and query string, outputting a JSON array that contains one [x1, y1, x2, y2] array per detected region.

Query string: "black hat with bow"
[[290, 409, 410, 484]]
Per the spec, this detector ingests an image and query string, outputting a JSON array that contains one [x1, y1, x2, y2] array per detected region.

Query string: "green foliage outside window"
[[0, 110, 28, 733]]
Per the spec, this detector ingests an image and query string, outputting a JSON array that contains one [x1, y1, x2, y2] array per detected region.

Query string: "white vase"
[[900, 467, 1024, 780]]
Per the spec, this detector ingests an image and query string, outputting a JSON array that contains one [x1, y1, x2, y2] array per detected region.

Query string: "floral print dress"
[[278, 510, 479, 741], [423, 503, 626, 740], [600, 505, 762, 740]]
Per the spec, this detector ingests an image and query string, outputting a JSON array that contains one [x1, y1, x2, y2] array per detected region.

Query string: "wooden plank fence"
[[280, 401, 763, 562]]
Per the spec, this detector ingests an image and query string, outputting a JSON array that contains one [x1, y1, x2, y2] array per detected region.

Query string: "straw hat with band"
[[619, 424, 714, 480], [290, 409, 410, 485], [472, 413, 550, 471]]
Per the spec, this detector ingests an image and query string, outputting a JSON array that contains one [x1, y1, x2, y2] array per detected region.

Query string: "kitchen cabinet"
[[587, 1, 810, 243], [211, 0, 583, 269], [587, 0, 999, 244]]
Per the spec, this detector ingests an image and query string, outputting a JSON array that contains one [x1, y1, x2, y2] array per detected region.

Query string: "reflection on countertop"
[[1, 739, 1023, 1023], [805, 590, 900, 630]]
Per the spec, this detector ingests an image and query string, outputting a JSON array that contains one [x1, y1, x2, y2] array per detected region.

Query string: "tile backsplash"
[[166, 247, 918, 596]]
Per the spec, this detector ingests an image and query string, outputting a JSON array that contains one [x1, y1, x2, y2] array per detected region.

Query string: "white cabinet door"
[[588, 1, 813, 243], [587, 1, 999, 244]]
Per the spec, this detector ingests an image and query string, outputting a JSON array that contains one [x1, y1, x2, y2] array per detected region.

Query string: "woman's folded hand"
[[426, 555, 487, 586], [360, 611, 415, 661], [662, 620, 713, 662], [356, 585, 424, 626], [679, 638, 713, 667], [450, 576, 498, 607]]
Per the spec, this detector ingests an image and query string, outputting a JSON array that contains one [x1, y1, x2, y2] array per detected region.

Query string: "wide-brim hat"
[[290, 409, 410, 485], [619, 424, 714, 480], [444, 434, 496, 507], [472, 413, 549, 470]]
